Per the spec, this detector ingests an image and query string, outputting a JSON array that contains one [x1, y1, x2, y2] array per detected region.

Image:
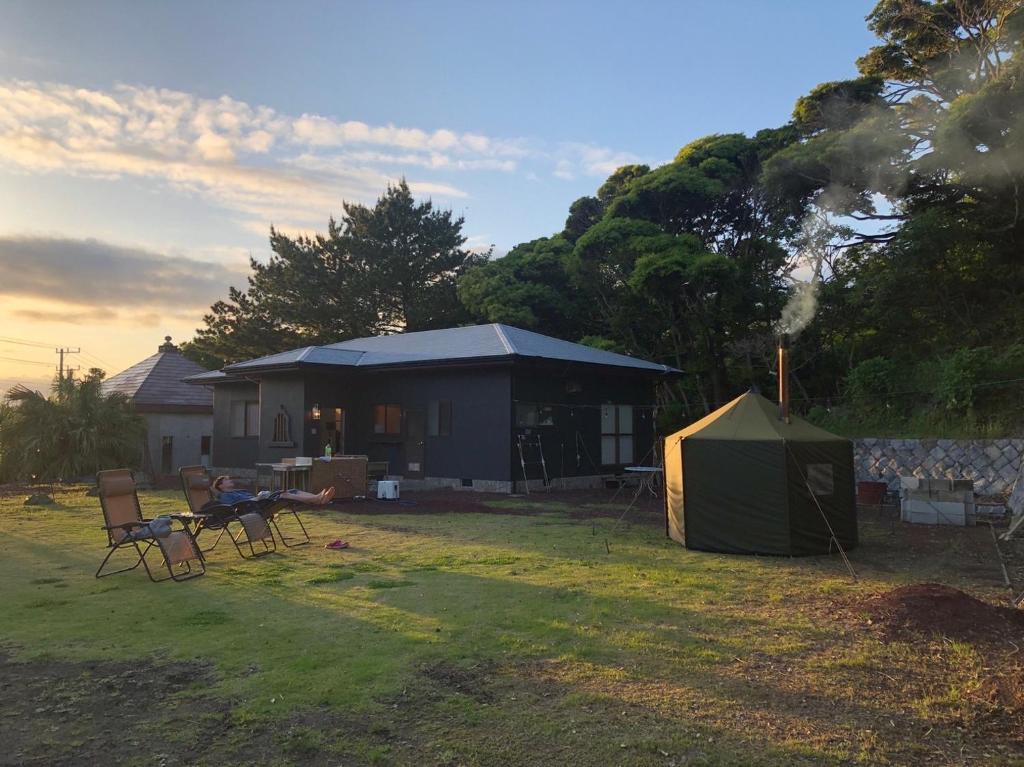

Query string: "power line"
[[79, 350, 116, 370], [0, 336, 54, 349], [0, 336, 116, 372], [0, 354, 55, 367]]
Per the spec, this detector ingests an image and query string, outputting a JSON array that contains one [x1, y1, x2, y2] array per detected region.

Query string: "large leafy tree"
[[461, 130, 802, 412], [458, 235, 594, 339], [189, 181, 485, 364], [0, 371, 145, 482]]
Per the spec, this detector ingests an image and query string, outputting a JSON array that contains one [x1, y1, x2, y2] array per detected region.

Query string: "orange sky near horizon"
[[0, 295, 209, 394]]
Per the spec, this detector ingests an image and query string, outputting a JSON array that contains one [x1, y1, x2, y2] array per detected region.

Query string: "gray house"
[[187, 324, 678, 492], [103, 337, 213, 477]]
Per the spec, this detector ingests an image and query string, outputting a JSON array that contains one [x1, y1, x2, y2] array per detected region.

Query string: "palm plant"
[[0, 371, 145, 482]]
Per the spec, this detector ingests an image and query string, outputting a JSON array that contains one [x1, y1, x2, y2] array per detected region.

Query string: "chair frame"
[[264, 501, 311, 548], [179, 466, 280, 559], [96, 470, 205, 583]]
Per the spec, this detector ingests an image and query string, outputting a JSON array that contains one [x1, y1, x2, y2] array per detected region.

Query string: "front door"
[[404, 410, 425, 478]]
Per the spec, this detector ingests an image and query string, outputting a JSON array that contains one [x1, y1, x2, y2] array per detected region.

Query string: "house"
[[186, 324, 679, 492], [102, 336, 213, 477]]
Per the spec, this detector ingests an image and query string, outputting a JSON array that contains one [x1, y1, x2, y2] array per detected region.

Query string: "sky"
[[0, 0, 879, 392]]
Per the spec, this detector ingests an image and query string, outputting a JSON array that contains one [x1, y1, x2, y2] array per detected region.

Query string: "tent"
[[664, 391, 857, 556]]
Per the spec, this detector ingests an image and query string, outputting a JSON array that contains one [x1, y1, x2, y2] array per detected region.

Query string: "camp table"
[[625, 466, 663, 499], [610, 466, 663, 506]]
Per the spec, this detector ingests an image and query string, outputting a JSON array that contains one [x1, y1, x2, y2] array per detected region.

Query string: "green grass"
[[0, 486, 1018, 766]]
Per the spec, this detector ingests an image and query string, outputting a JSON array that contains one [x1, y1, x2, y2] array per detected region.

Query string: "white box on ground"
[[902, 498, 968, 525], [377, 480, 400, 500]]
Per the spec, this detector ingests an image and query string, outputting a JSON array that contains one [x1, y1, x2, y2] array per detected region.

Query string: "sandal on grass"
[[324, 539, 350, 550]]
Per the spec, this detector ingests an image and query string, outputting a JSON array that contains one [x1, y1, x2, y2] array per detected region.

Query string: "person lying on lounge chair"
[[211, 476, 336, 506]]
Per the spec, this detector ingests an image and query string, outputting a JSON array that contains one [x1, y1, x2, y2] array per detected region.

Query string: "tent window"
[[807, 464, 834, 496], [600, 404, 634, 465]]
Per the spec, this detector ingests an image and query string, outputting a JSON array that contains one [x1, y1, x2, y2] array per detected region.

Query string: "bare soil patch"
[[0, 651, 382, 767], [859, 582, 1024, 643], [332, 487, 665, 525]]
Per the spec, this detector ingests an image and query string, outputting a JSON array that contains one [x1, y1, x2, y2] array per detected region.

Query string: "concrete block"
[[902, 498, 967, 525]]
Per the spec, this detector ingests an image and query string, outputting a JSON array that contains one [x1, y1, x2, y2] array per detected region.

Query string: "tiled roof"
[[220, 324, 678, 375], [103, 339, 213, 409]]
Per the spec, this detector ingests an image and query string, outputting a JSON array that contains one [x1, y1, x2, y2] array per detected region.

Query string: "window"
[[515, 403, 554, 427], [270, 407, 292, 446], [428, 400, 452, 437], [601, 404, 634, 465], [230, 400, 259, 437], [160, 436, 173, 475], [330, 407, 346, 453], [373, 404, 402, 435], [807, 464, 834, 496]]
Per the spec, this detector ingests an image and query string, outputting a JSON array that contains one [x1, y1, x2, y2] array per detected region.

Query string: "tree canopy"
[[188, 181, 485, 366], [0, 371, 145, 482]]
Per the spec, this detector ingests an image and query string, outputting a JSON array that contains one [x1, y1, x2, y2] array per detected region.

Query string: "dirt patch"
[[418, 660, 497, 703], [0, 649, 224, 766], [0, 483, 54, 499], [331, 488, 664, 524], [858, 582, 1024, 643], [334, 491, 534, 516], [0, 650, 386, 766]]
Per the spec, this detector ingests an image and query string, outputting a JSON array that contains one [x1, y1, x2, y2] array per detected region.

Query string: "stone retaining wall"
[[854, 438, 1024, 496]]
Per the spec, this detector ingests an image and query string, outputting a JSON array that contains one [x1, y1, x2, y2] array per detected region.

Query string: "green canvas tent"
[[664, 391, 857, 556]]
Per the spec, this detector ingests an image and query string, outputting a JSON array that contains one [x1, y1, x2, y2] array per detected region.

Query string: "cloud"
[[0, 79, 642, 234], [13, 307, 119, 324], [0, 234, 248, 314], [558, 142, 643, 176]]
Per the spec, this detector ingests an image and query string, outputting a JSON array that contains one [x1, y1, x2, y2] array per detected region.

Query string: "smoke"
[[775, 201, 834, 335], [777, 280, 819, 335]]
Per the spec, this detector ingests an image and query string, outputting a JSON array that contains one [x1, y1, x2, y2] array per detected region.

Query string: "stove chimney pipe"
[[777, 333, 791, 423]]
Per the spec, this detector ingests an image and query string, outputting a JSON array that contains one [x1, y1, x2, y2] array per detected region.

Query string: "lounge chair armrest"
[[102, 520, 149, 531]]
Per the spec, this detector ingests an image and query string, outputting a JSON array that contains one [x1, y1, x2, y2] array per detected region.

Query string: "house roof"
[[102, 337, 214, 410], [214, 324, 679, 377]]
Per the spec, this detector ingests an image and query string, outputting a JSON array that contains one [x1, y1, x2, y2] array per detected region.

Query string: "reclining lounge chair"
[[179, 465, 277, 559], [96, 469, 205, 582]]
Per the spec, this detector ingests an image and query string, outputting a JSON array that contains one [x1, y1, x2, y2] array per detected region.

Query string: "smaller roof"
[[102, 337, 213, 411], [669, 391, 847, 442]]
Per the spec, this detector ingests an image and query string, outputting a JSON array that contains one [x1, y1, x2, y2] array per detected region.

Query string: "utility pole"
[[55, 347, 80, 382]]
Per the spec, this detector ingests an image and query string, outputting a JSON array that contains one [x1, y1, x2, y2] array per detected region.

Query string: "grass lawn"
[[1, 487, 1021, 766]]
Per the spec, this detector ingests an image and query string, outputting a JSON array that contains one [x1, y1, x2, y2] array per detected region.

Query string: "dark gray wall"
[[211, 362, 661, 482], [511, 361, 659, 481], [348, 366, 512, 481], [257, 374, 306, 461], [212, 381, 260, 468]]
